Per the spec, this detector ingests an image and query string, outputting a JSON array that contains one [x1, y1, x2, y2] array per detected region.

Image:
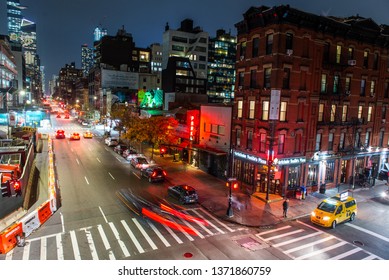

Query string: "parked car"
[[70, 132, 81, 140], [168, 184, 198, 204], [55, 130, 65, 139], [56, 114, 61, 118], [140, 166, 167, 182], [64, 114, 70, 119], [130, 156, 150, 169], [123, 148, 138, 158], [114, 144, 128, 155], [378, 163, 389, 181], [105, 137, 119, 147], [83, 131, 93, 138]]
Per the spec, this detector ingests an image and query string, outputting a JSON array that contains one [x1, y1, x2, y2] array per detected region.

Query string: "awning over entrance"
[[176, 141, 189, 150], [192, 144, 227, 156]]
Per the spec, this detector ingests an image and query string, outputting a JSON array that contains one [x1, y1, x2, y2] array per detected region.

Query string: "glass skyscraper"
[[7, 0, 27, 42]]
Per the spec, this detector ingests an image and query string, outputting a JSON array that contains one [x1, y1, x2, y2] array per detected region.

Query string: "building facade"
[[233, 5, 389, 196]]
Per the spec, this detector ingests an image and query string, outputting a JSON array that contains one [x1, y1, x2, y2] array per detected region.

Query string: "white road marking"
[[108, 172, 115, 180], [346, 223, 389, 242], [198, 208, 234, 232], [272, 231, 322, 248], [262, 229, 304, 241], [84, 228, 99, 260], [60, 212, 65, 233], [257, 225, 291, 236], [70, 230, 81, 260], [295, 241, 347, 260], [76, 158, 80, 165], [84, 176, 89, 185], [147, 220, 171, 247], [99, 206, 108, 223], [96, 158, 101, 163], [329, 247, 362, 260], [56, 234, 64, 260], [191, 209, 224, 234], [121, 220, 145, 254], [97, 224, 115, 260], [132, 218, 158, 250], [284, 236, 335, 254], [22, 240, 30, 260], [109, 222, 130, 257], [161, 223, 183, 244], [40, 237, 47, 260], [177, 216, 204, 239]]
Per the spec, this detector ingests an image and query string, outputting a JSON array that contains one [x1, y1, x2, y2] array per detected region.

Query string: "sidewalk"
[[145, 150, 389, 227]]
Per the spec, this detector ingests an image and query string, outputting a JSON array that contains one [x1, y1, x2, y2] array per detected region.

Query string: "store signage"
[[277, 157, 306, 165], [233, 151, 267, 165]]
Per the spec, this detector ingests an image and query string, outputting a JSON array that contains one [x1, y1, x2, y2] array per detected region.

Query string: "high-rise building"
[[93, 26, 108, 42], [162, 19, 209, 79], [6, 0, 27, 43], [81, 44, 93, 77], [149, 43, 162, 74], [20, 18, 36, 68], [207, 29, 236, 103]]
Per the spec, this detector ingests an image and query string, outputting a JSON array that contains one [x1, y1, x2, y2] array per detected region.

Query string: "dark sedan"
[[140, 166, 167, 182], [167, 184, 198, 204]]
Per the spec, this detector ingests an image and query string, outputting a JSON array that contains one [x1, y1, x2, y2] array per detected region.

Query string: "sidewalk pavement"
[[145, 151, 389, 227]]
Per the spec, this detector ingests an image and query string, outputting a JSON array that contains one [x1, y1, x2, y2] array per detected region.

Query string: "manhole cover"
[[235, 236, 264, 251], [353, 240, 364, 246], [183, 252, 193, 258]]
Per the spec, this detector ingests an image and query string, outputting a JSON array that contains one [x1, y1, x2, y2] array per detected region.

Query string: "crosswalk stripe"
[[177, 216, 204, 239], [147, 220, 171, 247], [272, 231, 322, 248], [109, 222, 130, 258], [84, 228, 99, 260], [22, 240, 30, 260], [56, 234, 64, 260], [97, 225, 115, 260], [295, 241, 347, 260], [363, 254, 379, 260], [131, 218, 158, 250], [257, 225, 291, 236], [40, 237, 47, 260], [5, 248, 13, 260], [262, 229, 304, 241], [329, 247, 362, 260], [173, 220, 195, 241], [284, 236, 334, 254], [198, 208, 234, 232], [70, 230, 81, 260], [121, 220, 145, 254], [184, 210, 214, 236], [161, 223, 183, 244], [191, 209, 225, 234]]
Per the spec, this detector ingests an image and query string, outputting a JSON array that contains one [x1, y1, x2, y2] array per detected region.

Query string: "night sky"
[[1, 0, 389, 91]]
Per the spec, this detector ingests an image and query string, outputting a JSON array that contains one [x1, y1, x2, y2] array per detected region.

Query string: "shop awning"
[[192, 144, 227, 156]]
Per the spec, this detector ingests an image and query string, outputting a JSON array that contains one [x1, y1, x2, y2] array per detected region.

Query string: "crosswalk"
[[1, 208, 238, 260], [256, 221, 382, 260]]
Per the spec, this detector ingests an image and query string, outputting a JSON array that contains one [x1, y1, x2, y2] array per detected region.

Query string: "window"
[[379, 131, 384, 147], [342, 105, 348, 122], [236, 128, 241, 146], [238, 72, 244, 86], [323, 42, 330, 63], [382, 106, 386, 120], [363, 51, 369, 68], [280, 101, 287, 121], [358, 105, 363, 119], [250, 70, 257, 88], [333, 75, 340, 93], [237, 100, 243, 118], [330, 104, 336, 122], [294, 133, 302, 153], [282, 68, 290, 89], [365, 131, 371, 147], [328, 133, 334, 151], [345, 77, 351, 92], [247, 130, 253, 149], [248, 100, 255, 119], [315, 133, 322, 151], [252, 37, 259, 57], [360, 79, 366, 96], [285, 33, 293, 52], [374, 53, 379, 70], [264, 68, 271, 88], [260, 133, 266, 152], [321, 74, 327, 93], [278, 134, 285, 154], [370, 80, 376, 95], [367, 106, 373, 122], [262, 101, 269, 120], [240, 41, 246, 58], [266, 33, 273, 55], [318, 104, 324, 122], [354, 131, 360, 148], [297, 102, 304, 122], [339, 132, 345, 150], [336, 45, 342, 64], [348, 47, 354, 60]]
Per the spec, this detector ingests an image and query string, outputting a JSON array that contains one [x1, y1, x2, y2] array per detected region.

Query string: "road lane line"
[[97, 224, 115, 260], [295, 241, 347, 260], [147, 220, 171, 247], [198, 208, 234, 232], [116, 157, 122, 162], [132, 218, 158, 250], [84, 176, 90, 185], [121, 220, 145, 253], [70, 230, 81, 260], [284, 236, 335, 254], [346, 223, 389, 242], [76, 158, 80, 165], [56, 234, 64, 260], [22, 240, 30, 260], [108, 172, 115, 180], [99, 206, 108, 223], [329, 247, 362, 260], [190, 209, 224, 234], [132, 172, 141, 179], [109, 222, 130, 257], [272, 231, 322, 247], [257, 225, 291, 236], [184, 210, 214, 235], [40, 237, 47, 260], [161, 224, 183, 244], [263, 229, 304, 241], [84, 228, 99, 260], [96, 157, 101, 163], [60, 212, 65, 233]]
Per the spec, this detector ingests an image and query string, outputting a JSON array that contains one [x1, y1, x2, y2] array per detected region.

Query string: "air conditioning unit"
[[345, 90, 351, 96], [348, 60, 356, 66], [286, 49, 293, 56]]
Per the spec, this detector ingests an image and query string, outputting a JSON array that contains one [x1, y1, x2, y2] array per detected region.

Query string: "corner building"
[[232, 5, 389, 196]]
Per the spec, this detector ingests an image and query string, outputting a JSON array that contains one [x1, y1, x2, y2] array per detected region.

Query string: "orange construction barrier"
[[0, 222, 23, 254], [37, 201, 52, 224]]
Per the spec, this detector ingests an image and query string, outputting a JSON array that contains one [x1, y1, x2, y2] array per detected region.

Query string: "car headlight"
[[323, 216, 330, 221], [381, 192, 388, 198], [311, 211, 316, 217]]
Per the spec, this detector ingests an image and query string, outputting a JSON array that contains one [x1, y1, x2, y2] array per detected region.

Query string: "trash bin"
[[319, 184, 326, 194], [300, 186, 306, 199]]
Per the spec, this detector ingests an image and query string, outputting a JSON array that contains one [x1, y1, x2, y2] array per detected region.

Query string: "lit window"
[[262, 101, 269, 120], [318, 104, 324, 122], [237, 100, 243, 118], [249, 100, 255, 119], [279, 101, 287, 121]]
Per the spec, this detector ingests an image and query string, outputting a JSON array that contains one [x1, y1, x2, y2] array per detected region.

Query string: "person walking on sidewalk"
[[283, 198, 289, 218]]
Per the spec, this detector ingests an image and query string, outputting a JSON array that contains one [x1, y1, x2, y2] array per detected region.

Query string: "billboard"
[[101, 69, 138, 89], [138, 89, 163, 109]]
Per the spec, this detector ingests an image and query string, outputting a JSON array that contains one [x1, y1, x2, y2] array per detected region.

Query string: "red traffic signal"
[[232, 181, 239, 190], [11, 180, 22, 196]]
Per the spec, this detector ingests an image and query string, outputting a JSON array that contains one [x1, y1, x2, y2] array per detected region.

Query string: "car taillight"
[[163, 171, 167, 176], [151, 171, 157, 177]]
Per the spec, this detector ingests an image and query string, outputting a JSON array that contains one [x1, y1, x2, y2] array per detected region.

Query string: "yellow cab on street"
[[311, 191, 357, 229]]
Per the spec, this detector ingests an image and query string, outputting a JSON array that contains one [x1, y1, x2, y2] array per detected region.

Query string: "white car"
[[125, 153, 145, 161], [105, 137, 119, 146], [130, 156, 150, 169]]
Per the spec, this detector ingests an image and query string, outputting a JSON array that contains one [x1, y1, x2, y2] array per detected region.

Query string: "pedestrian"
[[282, 198, 289, 218]]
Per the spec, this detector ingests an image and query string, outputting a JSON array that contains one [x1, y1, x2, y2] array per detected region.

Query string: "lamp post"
[[226, 148, 235, 217]]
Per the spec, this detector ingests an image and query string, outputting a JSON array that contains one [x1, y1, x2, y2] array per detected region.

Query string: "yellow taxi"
[[83, 131, 93, 138], [311, 191, 357, 229], [70, 132, 81, 140]]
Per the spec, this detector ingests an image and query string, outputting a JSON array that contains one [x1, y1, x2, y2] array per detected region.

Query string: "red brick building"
[[232, 5, 389, 197]]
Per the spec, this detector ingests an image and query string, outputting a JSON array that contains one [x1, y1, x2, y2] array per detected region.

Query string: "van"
[[311, 191, 357, 228]]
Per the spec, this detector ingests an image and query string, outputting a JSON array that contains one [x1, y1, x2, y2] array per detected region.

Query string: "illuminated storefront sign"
[[233, 151, 306, 166], [277, 157, 306, 165], [233, 151, 267, 165]]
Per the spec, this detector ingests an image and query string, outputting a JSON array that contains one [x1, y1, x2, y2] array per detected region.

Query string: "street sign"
[[228, 177, 237, 181], [269, 89, 281, 120]]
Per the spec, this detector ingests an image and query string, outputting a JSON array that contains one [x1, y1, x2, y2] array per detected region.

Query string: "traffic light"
[[232, 181, 239, 190], [160, 147, 166, 157], [1, 182, 11, 197], [11, 180, 22, 196]]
